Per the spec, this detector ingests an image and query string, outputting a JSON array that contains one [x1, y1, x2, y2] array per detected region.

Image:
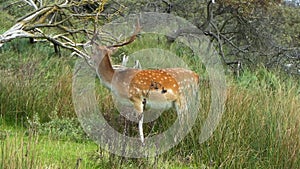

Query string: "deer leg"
[[138, 113, 144, 144], [139, 98, 148, 145], [132, 97, 145, 145], [174, 98, 188, 143]]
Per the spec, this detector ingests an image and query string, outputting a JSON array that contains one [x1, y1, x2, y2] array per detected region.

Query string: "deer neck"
[[96, 52, 115, 88]]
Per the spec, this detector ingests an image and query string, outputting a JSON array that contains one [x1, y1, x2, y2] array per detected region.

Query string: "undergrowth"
[[0, 36, 299, 168]]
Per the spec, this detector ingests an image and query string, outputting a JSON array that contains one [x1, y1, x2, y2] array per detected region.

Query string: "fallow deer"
[[91, 24, 199, 145]]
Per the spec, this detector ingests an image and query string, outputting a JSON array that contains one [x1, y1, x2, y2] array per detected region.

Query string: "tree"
[[0, 0, 122, 58], [1, 0, 299, 75], [116, 0, 299, 75]]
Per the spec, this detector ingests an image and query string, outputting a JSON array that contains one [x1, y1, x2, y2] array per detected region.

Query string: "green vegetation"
[[0, 35, 299, 168], [0, 2, 299, 168]]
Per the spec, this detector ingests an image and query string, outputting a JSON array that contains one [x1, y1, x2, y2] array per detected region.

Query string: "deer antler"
[[108, 20, 141, 49]]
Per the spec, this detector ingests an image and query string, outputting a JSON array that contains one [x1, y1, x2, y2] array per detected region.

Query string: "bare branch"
[[22, 0, 38, 10], [0, 0, 115, 62]]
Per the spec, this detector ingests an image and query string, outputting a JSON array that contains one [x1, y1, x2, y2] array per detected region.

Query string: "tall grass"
[[0, 36, 299, 168], [0, 127, 99, 169], [0, 39, 75, 124], [208, 74, 300, 168]]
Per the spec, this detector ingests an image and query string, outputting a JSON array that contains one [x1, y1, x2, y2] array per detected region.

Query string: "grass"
[[0, 127, 99, 169], [0, 24, 300, 168]]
